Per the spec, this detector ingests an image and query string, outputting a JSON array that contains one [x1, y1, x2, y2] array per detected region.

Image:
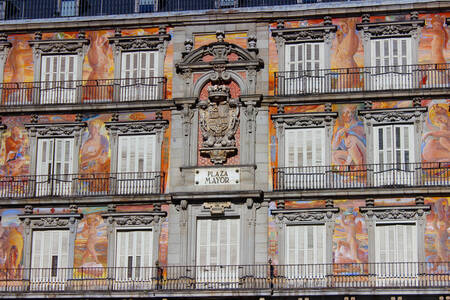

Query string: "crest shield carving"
[[199, 85, 239, 164]]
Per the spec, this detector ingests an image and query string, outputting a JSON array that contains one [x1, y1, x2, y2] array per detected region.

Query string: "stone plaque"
[[195, 168, 240, 185]]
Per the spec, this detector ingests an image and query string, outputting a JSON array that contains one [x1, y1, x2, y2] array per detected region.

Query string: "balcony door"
[[117, 135, 156, 194], [36, 138, 74, 196], [196, 218, 240, 287], [284, 42, 324, 94], [120, 51, 159, 101], [286, 225, 326, 279], [375, 224, 417, 278], [373, 124, 414, 186], [40, 55, 77, 104], [371, 38, 412, 90], [31, 230, 69, 284], [115, 230, 153, 281], [284, 128, 326, 189]]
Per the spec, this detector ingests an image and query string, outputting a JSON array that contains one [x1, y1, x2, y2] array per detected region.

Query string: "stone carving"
[[359, 107, 426, 124], [25, 122, 87, 137], [199, 85, 239, 164], [108, 29, 171, 52], [356, 20, 425, 38], [105, 120, 169, 135], [116, 215, 155, 225], [273, 207, 339, 223], [203, 202, 232, 215], [272, 112, 338, 128], [271, 24, 337, 46], [360, 205, 430, 220], [29, 38, 89, 54], [103, 212, 166, 226]]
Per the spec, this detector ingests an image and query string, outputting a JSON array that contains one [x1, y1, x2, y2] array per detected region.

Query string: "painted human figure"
[[334, 18, 360, 89], [422, 103, 450, 163], [430, 15, 448, 67], [81, 214, 101, 265], [85, 32, 112, 101], [4, 127, 28, 176], [6, 38, 31, 103]]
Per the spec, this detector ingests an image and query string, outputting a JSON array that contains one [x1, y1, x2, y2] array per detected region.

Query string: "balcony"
[[0, 171, 165, 198], [0, 262, 448, 294], [274, 63, 450, 96], [0, 77, 167, 107], [272, 162, 450, 191], [0, 0, 365, 21]]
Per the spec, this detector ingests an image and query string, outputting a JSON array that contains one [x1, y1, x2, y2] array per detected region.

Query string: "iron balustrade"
[[272, 162, 450, 191], [0, 171, 165, 198], [0, 262, 448, 292], [1, 0, 367, 21], [274, 63, 450, 96], [0, 77, 167, 106]]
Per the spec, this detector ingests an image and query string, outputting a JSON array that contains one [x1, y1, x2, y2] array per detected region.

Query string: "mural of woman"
[[84, 31, 113, 101], [334, 18, 361, 89], [80, 214, 102, 265], [430, 15, 448, 67], [4, 127, 29, 177], [422, 102, 450, 163], [332, 105, 366, 167], [0, 210, 24, 279], [4, 37, 32, 103]]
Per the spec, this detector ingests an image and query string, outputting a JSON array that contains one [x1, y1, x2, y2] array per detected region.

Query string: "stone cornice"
[[108, 32, 171, 51], [271, 112, 337, 127], [104, 119, 169, 134], [271, 24, 337, 43], [19, 213, 82, 228], [28, 38, 89, 54], [359, 205, 430, 220], [272, 207, 339, 223], [356, 19, 425, 38], [102, 211, 166, 226], [24, 122, 87, 137], [359, 107, 427, 123]]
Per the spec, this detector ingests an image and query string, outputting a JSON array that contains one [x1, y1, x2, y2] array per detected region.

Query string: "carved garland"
[[272, 112, 337, 128], [25, 122, 87, 137], [360, 205, 430, 220], [271, 24, 338, 45], [103, 212, 166, 226], [356, 20, 425, 39], [19, 213, 82, 233], [29, 35, 89, 54], [108, 29, 171, 52], [105, 120, 169, 135], [272, 207, 340, 223], [359, 107, 427, 124]]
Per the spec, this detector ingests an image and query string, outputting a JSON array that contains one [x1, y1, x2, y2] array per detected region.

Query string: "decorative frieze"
[[359, 107, 427, 124], [356, 19, 425, 38], [102, 212, 166, 226], [272, 112, 337, 128], [108, 27, 171, 53], [105, 119, 169, 135], [203, 202, 232, 215], [24, 122, 87, 137], [272, 207, 340, 223], [29, 37, 89, 54], [360, 205, 430, 220]]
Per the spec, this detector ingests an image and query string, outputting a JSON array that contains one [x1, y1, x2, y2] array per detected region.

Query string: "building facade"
[[0, 0, 448, 299]]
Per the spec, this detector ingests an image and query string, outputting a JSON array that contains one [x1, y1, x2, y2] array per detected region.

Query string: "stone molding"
[[360, 205, 430, 220], [272, 112, 337, 128], [105, 119, 169, 135], [108, 28, 171, 53], [272, 207, 339, 223], [356, 19, 425, 39], [271, 23, 337, 46], [19, 213, 81, 234], [102, 211, 166, 226], [24, 122, 87, 137], [29, 37, 89, 54], [359, 107, 427, 124]]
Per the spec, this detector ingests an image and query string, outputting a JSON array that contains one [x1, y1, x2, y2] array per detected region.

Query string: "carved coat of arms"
[[199, 85, 239, 164]]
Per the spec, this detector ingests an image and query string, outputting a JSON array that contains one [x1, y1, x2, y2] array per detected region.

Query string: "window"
[[60, 0, 77, 16], [196, 218, 240, 283], [117, 135, 156, 194], [371, 38, 412, 90], [31, 230, 69, 281], [36, 138, 74, 196], [373, 125, 414, 186], [284, 43, 324, 94], [284, 128, 326, 189], [40, 55, 77, 104], [375, 224, 417, 277], [138, 0, 156, 12], [116, 230, 153, 280], [120, 51, 159, 101]]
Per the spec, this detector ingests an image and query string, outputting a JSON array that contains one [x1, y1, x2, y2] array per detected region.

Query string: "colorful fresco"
[[284, 105, 324, 114], [4, 34, 34, 84], [0, 209, 24, 279], [268, 201, 278, 264], [372, 100, 413, 109], [425, 197, 449, 266], [74, 207, 108, 277], [374, 198, 416, 206], [333, 200, 368, 267], [285, 200, 327, 209], [0, 117, 30, 177], [418, 13, 450, 64], [422, 99, 450, 163], [194, 32, 248, 49], [332, 104, 366, 167]]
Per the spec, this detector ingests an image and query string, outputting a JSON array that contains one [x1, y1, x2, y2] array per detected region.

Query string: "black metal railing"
[[0, 171, 165, 198], [0, 77, 167, 106], [274, 63, 450, 96], [1, 0, 365, 21], [0, 262, 448, 293], [272, 162, 450, 191]]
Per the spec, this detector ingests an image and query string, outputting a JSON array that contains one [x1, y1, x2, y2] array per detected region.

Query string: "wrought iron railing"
[[0, 262, 448, 292], [1, 0, 365, 21], [0, 171, 165, 198], [274, 63, 450, 96], [0, 77, 167, 106], [272, 162, 450, 191]]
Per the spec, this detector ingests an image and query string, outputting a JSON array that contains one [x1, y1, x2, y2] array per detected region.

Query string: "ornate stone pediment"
[[199, 85, 239, 164], [25, 122, 87, 137], [108, 27, 171, 52], [356, 19, 425, 38], [102, 211, 166, 226], [271, 24, 337, 45], [29, 32, 89, 54], [105, 119, 169, 135], [360, 205, 430, 220], [19, 213, 81, 229], [272, 207, 339, 223], [359, 107, 426, 124], [272, 112, 337, 128]]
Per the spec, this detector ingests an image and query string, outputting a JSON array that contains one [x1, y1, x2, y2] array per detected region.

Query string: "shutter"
[[31, 230, 69, 279], [53, 138, 73, 176], [376, 224, 417, 263], [118, 135, 155, 173], [285, 129, 297, 167], [286, 225, 325, 265], [373, 125, 393, 165], [285, 128, 324, 167], [36, 138, 54, 177], [393, 125, 414, 164], [116, 231, 128, 278]]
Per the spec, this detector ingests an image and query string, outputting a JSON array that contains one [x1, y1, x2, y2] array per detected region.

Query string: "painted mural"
[[425, 197, 449, 266], [0, 117, 30, 178], [418, 13, 450, 65], [0, 209, 24, 279], [74, 207, 108, 277], [422, 99, 450, 164]]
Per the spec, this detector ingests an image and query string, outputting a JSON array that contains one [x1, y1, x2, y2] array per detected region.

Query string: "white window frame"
[[120, 51, 160, 101], [284, 42, 325, 94]]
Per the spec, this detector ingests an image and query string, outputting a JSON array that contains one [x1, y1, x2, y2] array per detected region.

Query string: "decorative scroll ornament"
[[199, 85, 239, 164], [356, 20, 425, 38], [102, 212, 166, 226], [115, 215, 155, 226], [360, 205, 430, 220], [105, 120, 169, 135], [272, 207, 339, 223], [359, 107, 426, 124], [203, 202, 232, 215], [25, 122, 87, 137]]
